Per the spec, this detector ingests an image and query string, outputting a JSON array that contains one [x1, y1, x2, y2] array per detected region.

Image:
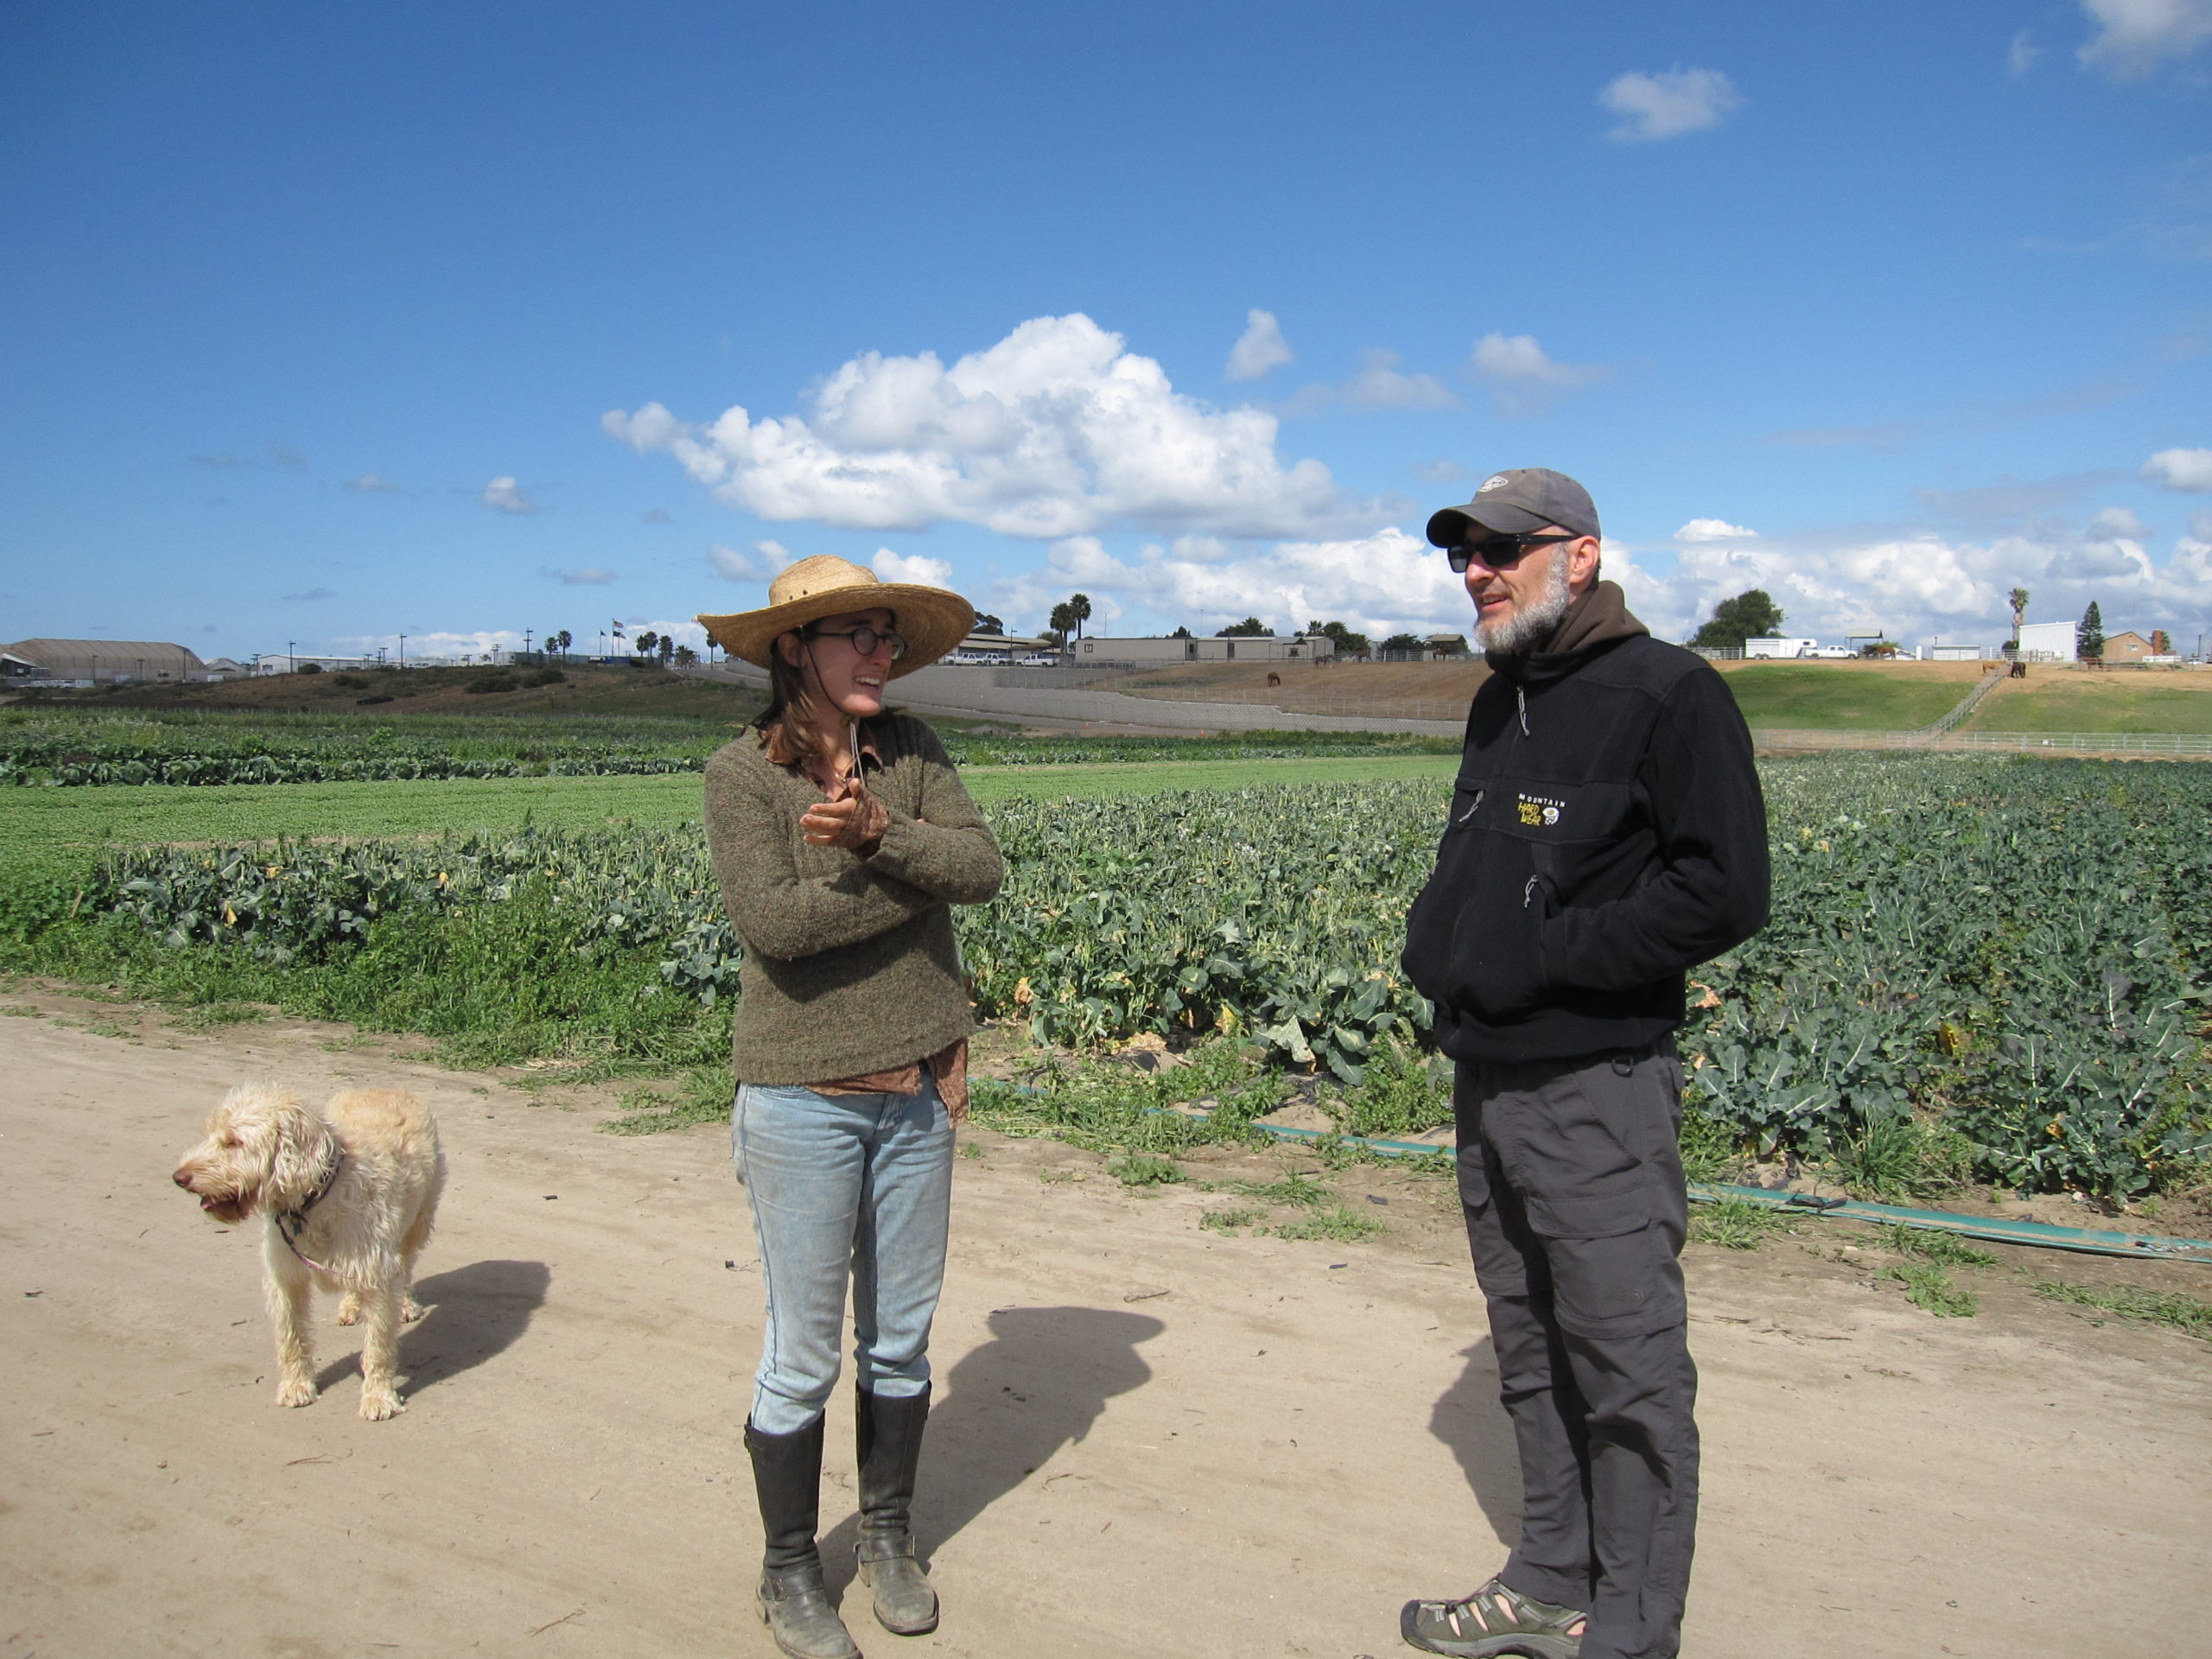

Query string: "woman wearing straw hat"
[[698, 556, 1003, 1659]]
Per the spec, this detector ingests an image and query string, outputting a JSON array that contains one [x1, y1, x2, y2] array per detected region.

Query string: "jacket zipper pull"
[[1516, 685, 1529, 736], [1523, 874, 1541, 909], [1456, 787, 1484, 825]]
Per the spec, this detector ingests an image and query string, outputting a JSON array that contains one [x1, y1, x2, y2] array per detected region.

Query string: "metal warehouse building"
[[1, 639, 209, 684]]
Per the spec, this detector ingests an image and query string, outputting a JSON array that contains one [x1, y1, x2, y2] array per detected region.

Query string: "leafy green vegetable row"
[[62, 754, 2212, 1195]]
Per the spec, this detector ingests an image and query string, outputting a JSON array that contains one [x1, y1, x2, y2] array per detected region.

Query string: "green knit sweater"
[[703, 712, 1004, 1085]]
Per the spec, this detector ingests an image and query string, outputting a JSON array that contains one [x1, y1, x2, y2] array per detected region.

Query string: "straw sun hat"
[[696, 556, 975, 678]]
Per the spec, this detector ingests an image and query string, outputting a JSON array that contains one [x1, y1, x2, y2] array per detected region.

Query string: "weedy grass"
[[1680, 1110, 1749, 1185], [969, 1039, 1283, 1158], [1688, 1196, 1792, 1250], [602, 1067, 734, 1135], [1877, 1223, 1997, 1269], [1320, 1038, 1452, 1139], [1214, 1170, 1334, 1209], [2035, 1279, 2212, 1341], [1824, 1117, 1975, 1206], [1111, 1153, 1185, 1187], [1887, 1262, 1979, 1318], [1200, 1206, 1266, 1232], [166, 1000, 270, 1029], [1271, 1202, 1387, 1243]]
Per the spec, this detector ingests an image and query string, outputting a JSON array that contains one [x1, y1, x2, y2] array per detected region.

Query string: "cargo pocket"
[[1524, 1188, 1686, 1339]]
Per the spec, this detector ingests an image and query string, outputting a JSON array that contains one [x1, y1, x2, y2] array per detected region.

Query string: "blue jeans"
[[733, 1073, 954, 1435]]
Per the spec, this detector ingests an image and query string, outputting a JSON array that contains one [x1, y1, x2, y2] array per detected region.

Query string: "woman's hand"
[[801, 785, 890, 851]]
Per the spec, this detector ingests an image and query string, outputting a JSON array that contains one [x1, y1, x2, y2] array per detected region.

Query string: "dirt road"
[[4, 998, 2208, 1658]]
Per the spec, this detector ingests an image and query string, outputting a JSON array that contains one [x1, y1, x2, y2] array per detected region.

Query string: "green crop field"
[[0, 754, 1459, 883], [1966, 675, 2212, 734], [1718, 665, 1976, 730], [6, 752, 2207, 1200]]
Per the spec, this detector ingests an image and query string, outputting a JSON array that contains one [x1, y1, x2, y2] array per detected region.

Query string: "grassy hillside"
[[1713, 663, 1982, 729], [1965, 672, 2212, 734], [0, 754, 1459, 883]]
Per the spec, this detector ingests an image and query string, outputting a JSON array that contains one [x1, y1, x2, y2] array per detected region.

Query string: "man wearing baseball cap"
[[1397, 469, 1770, 1659]]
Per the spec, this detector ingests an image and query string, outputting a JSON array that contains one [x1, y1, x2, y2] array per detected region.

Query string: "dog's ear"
[[263, 1091, 337, 1213]]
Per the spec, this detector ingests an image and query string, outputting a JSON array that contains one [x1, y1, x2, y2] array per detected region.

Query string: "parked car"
[[1016, 653, 1059, 668]]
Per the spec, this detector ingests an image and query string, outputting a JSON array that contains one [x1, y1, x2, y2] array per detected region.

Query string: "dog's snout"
[[173, 1167, 194, 1190]]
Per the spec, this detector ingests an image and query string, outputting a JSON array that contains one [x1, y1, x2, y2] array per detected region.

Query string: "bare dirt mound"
[[3, 997, 2208, 1657]]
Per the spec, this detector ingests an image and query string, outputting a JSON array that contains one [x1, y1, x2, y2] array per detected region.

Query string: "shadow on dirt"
[[821, 1304, 1165, 1575], [1428, 1336, 1522, 1548], [312, 1258, 550, 1397]]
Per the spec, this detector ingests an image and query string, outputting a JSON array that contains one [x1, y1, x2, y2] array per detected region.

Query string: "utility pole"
[[398, 634, 406, 669], [288, 640, 296, 674], [524, 628, 533, 660]]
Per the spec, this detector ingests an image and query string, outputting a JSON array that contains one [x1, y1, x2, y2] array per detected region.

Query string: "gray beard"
[[1475, 550, 1574, 654]]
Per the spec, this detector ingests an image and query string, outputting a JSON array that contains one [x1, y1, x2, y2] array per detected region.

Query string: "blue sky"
[[3, 1, 2209, 663]]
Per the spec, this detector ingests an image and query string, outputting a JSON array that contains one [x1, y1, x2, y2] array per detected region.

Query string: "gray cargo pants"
[[1454, 1039, 1697, 1659]]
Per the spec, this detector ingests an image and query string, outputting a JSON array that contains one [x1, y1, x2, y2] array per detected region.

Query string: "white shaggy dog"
[[172, 1083, 445, 1420]]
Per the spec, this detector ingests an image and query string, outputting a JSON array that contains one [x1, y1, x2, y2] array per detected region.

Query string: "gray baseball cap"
[[1426, 467, 1600, 546]]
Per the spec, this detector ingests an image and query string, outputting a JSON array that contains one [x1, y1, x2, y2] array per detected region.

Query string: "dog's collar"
[[275, 1141, 346, 1273]]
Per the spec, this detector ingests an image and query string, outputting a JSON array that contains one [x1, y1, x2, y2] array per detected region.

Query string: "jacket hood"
[[1487, 580, 1649, 684]]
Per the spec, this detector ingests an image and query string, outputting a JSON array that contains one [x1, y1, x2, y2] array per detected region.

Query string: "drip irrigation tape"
[[1685, 1183, 2212, 1265]]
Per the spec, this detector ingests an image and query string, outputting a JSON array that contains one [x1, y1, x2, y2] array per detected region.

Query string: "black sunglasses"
[[804, 623, 908, 662], [1446, 532, 1577, 574]]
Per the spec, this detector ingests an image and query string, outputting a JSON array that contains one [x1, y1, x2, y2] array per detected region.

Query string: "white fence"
[[1755, 728, 2212, 758]]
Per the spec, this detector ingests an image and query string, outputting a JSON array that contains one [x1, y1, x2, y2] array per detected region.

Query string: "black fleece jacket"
[[1402, 582, 1770, 1063]]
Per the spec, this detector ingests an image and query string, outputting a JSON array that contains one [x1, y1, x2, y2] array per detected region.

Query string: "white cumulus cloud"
[[1469, 333, 1608, 417], [2144, 447, 2212, 490], [708, 545, 761, 582], [872, 548, 957, 588], [1599, 67, 1742, 142], [1653, 512, 2212, 651], [2077, 0, 2212, 79], [709, 540, 791, 582], [602, 314, 1382, 541], [1343, 349, 1457, 410], [1225, 309, 1294, 380], [1676, 518, 1758, 543], [481, 476, 541, 514]]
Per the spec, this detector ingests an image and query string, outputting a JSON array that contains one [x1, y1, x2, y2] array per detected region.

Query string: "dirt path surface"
[[4, 1001, 2209, 1659]]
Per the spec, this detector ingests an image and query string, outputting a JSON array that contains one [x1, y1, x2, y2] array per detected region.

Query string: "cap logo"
[[1477, 474, 1510, 493]]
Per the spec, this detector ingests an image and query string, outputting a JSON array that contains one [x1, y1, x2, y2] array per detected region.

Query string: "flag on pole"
[[612, 620, 626, 638]]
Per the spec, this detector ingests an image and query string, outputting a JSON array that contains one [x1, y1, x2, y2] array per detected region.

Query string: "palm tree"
[[1046, 601, 1075, 647], [1069, 593, 1092, 640]]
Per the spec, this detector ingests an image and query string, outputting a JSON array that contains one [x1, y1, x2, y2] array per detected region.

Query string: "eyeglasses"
[[805, 624, 908, 662], [1446, 532, 1577, 574]]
